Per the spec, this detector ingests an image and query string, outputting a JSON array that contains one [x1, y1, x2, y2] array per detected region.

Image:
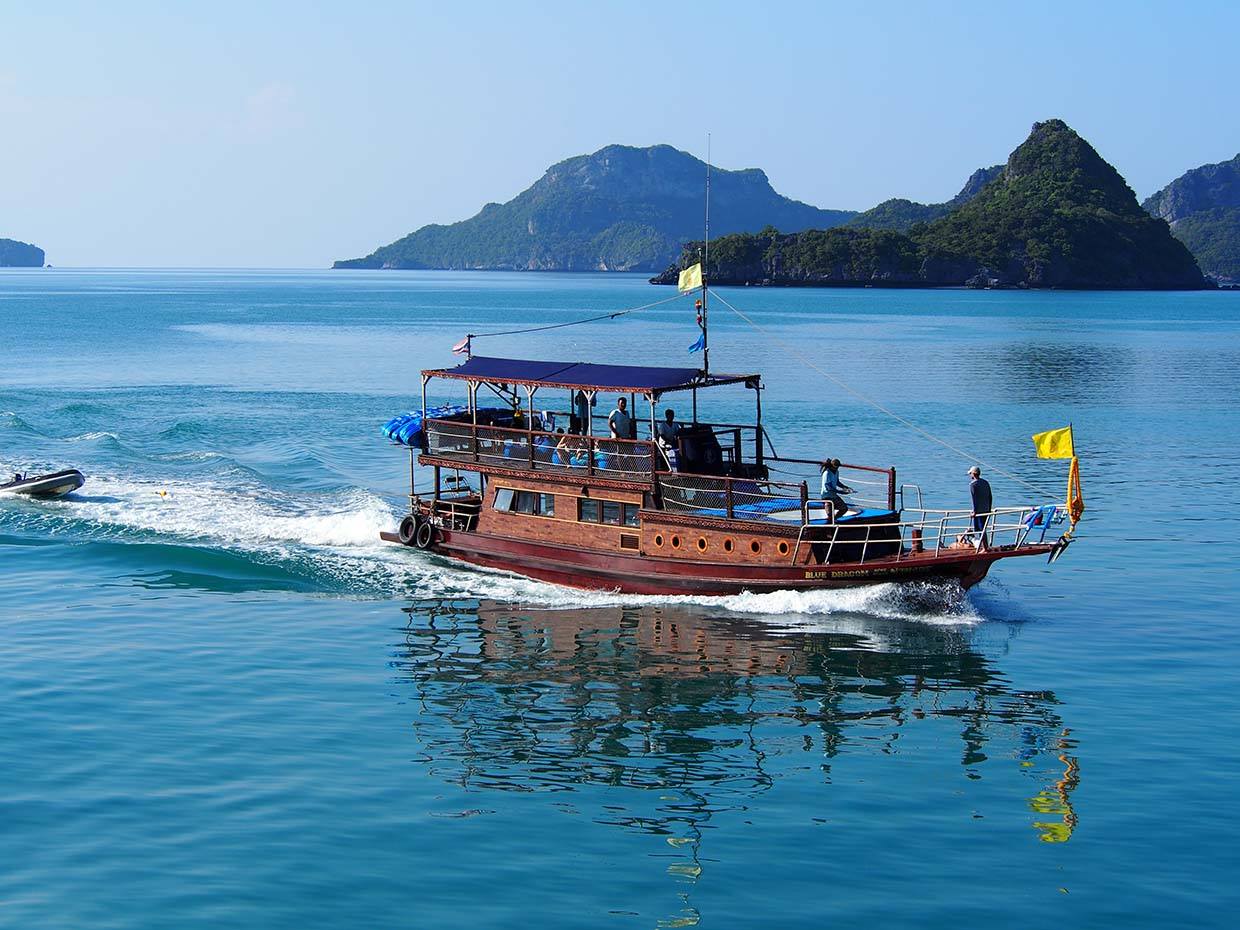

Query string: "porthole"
[[654, 533, 664, 548], [696, 536, 708, 552], [722, 538, 734, 553], [671, 534, 682, 549], [777, 541, 790, 556], [750, 540, 761, 554]]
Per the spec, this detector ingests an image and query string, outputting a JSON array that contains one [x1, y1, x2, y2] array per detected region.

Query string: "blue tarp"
[[694, 497, 897, 524], [382, 405, 469, 448]]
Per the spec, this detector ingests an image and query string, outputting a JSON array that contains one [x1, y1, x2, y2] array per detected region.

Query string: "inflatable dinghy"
[[0, 469, 86, 499]]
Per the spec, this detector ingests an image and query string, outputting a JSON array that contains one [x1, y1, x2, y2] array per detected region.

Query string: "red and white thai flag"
[[451, 336, 470, 356]]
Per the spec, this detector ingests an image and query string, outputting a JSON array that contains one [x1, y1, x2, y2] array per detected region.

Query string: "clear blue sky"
[[3, 0, 1238, 267]]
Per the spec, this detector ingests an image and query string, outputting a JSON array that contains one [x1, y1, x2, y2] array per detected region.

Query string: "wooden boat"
[[380, 355, 1068, 594], [0, 468, 85, 499]]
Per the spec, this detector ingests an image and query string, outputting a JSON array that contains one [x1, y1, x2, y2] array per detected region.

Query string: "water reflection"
[[975, 341, 1137, 405], [392, 600, 1080, 917]]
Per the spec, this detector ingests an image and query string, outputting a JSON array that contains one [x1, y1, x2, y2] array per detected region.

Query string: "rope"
[[465, 291, 690, 342], [708, 288, 1056, 499]]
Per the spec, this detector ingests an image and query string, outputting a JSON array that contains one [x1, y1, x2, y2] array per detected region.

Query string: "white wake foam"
[[0, 467, 983, 622]]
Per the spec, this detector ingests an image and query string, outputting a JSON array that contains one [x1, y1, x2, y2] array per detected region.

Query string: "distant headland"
[[653, 120, 1209, 290], [336, 119, 1235, 291], [333, 144, 853, 273], [1143, 152, 1240, 285], [0, 239, 45, 268]]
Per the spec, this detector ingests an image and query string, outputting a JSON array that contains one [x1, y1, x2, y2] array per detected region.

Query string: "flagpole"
[[702, 132, 711, 378], [704, 132, 714, 379]]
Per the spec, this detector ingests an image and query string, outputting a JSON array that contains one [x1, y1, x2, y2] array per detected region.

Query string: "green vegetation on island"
[[842, 165, 1002, 232], [333, 145, 855, 272], [1143, 153, 1240, 283], [0, 238, 45, 267], [654, 120, 1208, 290]]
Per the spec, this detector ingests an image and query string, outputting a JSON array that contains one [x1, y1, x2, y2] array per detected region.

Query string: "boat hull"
[[0, 469, 85, 499], [381, 527, 1050, 595]]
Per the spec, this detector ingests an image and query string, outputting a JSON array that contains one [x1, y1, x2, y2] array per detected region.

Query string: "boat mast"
[[701, 133, 711, 378]]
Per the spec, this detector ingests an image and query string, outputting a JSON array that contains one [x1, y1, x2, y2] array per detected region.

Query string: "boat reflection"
[[393, 600, 1080, 851]]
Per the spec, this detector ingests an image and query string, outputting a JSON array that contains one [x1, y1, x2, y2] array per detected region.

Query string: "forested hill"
[[333, 145, 855, 272], [1143, 153, 1240, 283], [0, 238, 44, 267], [842, 165, 1003, 231], [653, 120, 1208, 290]]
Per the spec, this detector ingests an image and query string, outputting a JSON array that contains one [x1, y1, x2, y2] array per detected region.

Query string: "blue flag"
[[688, 333, 705, 353]]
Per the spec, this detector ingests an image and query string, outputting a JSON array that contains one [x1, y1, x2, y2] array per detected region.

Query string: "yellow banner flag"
[[677, 263, 703, 292], [1067, 455, 1085, 525], [1032, 425, 1075, 459]]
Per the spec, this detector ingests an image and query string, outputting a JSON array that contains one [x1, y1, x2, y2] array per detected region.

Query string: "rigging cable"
[[463, 291, 691, 343], [708, 288, 1057, 499]]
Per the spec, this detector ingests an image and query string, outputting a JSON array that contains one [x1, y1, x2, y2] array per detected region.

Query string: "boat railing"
[[794, 505, 1062, 565], [760, 456, 897, 510], [423, 418, 657, 482], [894, 506, 1062, 556], [422, 494, 483, 532], [657, 471, 812, 524]]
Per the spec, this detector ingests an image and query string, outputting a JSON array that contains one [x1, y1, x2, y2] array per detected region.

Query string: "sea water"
[[1, 269, 1237, 928]]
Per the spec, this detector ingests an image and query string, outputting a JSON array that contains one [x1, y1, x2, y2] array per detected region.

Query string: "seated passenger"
[[552, 428, 568, 466], [819, 457, 854, 520], [534, 431, 555, 463]]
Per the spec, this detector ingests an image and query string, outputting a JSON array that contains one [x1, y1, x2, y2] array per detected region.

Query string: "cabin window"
[[578, 497, 635, 525], [495, 488, 554, 517]]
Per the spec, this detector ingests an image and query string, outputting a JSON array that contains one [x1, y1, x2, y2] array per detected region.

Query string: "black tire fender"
[[397, 514, 419, 545], [414, 519, 436, 550]]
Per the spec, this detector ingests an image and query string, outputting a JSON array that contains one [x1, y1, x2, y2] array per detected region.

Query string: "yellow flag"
[[677, 263, 703, 292], [1032, 425, 1075, 459]]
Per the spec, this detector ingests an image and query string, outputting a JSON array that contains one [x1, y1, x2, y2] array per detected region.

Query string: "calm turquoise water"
[[1, 269, 1237, 928]]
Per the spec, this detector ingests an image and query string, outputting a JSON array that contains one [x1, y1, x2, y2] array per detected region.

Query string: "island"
[[333, 144, 855, 273], [652, 120, 1209, 291], [1144, 153, 1240, 285], [0, 239, 45, 268]]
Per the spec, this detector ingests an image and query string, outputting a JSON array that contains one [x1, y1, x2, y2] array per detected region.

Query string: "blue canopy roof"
[[425, 356, 757, 393]]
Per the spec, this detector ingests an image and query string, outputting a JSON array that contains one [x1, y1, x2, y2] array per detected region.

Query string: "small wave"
[[156, 421, 211, 441], [63, 430, 120, 442], [0, 411, 37, 432], [153, 450, 228, 463], [52, 401, 117, 417]]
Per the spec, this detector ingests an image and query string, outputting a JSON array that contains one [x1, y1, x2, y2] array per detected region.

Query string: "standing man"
[[655, 408, 677, 448], [572, 390, 594, 435], [608, 396, 632, 440], [968, 466, 993, 540]]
